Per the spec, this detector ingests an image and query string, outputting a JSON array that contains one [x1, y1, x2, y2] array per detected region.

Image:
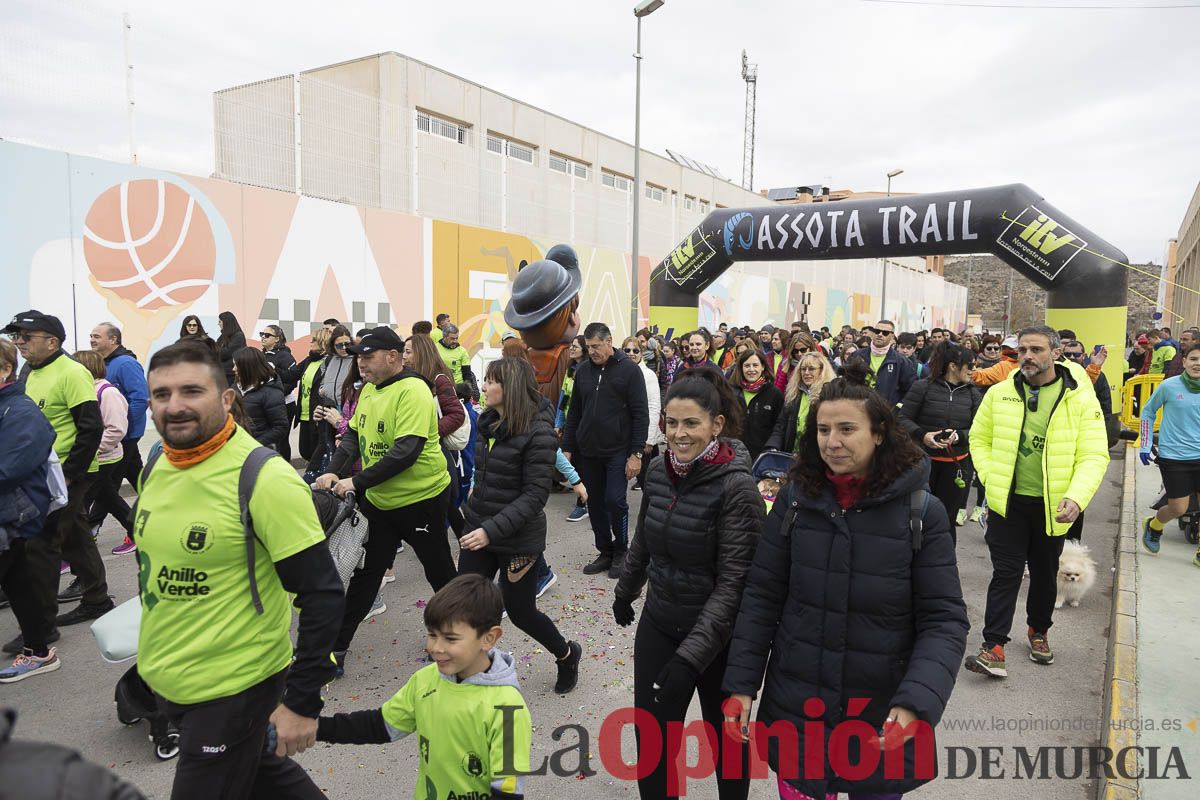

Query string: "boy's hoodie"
[[318, 648, 531, 799]]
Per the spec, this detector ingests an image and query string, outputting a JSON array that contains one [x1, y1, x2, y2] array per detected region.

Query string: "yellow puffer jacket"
[[969, 361, 1109, 535]]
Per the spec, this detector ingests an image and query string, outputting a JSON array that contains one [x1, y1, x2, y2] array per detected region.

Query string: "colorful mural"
[[1, 141, 966, 374]]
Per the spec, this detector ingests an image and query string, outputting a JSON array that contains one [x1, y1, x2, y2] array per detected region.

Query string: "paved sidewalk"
[[1133, 458, 1200, 799]]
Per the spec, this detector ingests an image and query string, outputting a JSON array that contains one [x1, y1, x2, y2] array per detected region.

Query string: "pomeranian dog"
[[1056, 540, 1097, 608]]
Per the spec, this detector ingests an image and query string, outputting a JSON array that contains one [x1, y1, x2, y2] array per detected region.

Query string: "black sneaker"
[[608, 552, 626, 579], [333, 650, 347, 678], [582, 555, 612, 575], [554, 641, 583, 694], [56, 598, 115, 626], [57, 578, 83, 603], [2, 628, 60, 656]]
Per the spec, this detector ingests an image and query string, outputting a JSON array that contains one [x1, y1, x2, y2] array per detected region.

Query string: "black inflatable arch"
[[648, 184, 1128, 374]]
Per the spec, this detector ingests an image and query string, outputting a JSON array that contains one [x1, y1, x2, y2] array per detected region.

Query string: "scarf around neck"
[[163, 414, 236, 467], [870, 342, 891, 357], [1182, 371, 1200, 393], [741, 376, 767, 393], [666, 437, 721, 480]]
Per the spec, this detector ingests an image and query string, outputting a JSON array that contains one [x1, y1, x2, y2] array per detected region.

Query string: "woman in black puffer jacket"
[[614, 368, 764, 800], [729, 347, 783, 461], [232, 347, 289, 451], [723, 361, 968, 800], [898, 341, 982, 543], [458, 357, 583, 695]]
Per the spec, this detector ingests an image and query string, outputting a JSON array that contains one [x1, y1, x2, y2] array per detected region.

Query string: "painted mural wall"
[[1, 141, 965, 382]]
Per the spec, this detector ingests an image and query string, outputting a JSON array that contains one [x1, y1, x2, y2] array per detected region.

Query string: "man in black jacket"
[[853, 320, 916, 407], [562, 322, 649, 578]]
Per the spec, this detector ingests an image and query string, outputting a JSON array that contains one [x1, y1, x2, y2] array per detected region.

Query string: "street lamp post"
[[881, 168, 904, 319], [631, 0, 663, 336]]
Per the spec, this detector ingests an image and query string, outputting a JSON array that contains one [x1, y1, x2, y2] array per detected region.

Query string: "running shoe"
[[554, 641, 583, 694], [364, 592, 386, 619], [57, 578, 83, 603], [112, 537, 137, 556], [964, 644, 1007, 678], [396, 541, 405, 553], [56, 598, 115, 626], [90, 523, 102, 540], [566, 503, 589, 523], [382, 568, 396, 585], [0, 648, 61, 683], [955, 508, 968, 527], [969, 505, 986, 524], [535, 569, 558, 599], [1028, 628, 1053, 665], [59, 562, 70, 576], [333, 650, 346, 678], [1141, 516, 1162, 555]]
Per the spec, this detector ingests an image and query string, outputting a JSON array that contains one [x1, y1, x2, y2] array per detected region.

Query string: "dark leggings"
[[928, 456, 972, 546], [85, 460, 133, 535], [457, 548, 569, 659], [634, 618, 749, 800]]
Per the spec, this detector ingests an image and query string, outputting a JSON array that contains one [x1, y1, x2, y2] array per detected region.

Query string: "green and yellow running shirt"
[[381, 660, 531, 800], [436, 340, 470, 385], [868, 351, 886, 390], [134, 427, 326, 705], [352, 376, 451, 510], [297, 359, 322, 422], [1014, 378, 1065, 497], [25, 352, 100, 473]]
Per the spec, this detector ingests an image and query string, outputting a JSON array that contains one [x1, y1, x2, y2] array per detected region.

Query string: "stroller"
[[310, 488, 369, 589], [751, 450, 795, 512]]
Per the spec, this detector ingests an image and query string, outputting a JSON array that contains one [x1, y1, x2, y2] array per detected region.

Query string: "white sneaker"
[[364, 592, 386, 619], [382, 569, 395, 585]]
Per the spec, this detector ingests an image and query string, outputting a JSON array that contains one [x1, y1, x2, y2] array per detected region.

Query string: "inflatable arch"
[[649, 183, 1129, 394]]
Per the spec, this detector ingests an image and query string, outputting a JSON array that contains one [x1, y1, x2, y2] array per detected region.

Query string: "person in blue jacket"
[[852, 320, 916, 407], [0, 338, 61, 683], [86, 323, 148, 539], [1140, 342, 1200, 562]]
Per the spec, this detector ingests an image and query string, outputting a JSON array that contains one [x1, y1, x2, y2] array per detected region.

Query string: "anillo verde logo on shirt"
[[155, 565, 211, 598], [181, 523, 214, 554]]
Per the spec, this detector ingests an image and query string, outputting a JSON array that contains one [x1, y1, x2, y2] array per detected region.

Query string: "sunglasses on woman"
[[984, 345, 1000, 351], [333, 341, 350, 350], [623, 347, 640, 354], [792, 347, 809, 356]]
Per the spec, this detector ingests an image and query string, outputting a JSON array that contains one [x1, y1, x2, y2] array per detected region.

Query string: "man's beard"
[[160, 410, 224, 449]]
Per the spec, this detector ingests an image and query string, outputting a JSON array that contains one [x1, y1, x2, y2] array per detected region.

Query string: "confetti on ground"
[[413, 599, 427, 608]]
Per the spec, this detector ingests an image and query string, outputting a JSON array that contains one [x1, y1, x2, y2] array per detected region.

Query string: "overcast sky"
[[3, 0, 1198, 264]]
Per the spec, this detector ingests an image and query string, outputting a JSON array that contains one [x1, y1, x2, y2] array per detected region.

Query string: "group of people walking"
[[0, 298, 1172, 800]]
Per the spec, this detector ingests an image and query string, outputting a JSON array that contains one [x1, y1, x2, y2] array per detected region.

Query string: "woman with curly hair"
[[764, 352, 836, 454]]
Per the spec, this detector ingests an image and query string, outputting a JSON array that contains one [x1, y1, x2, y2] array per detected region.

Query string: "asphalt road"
[[0, 453, 1126, 799]]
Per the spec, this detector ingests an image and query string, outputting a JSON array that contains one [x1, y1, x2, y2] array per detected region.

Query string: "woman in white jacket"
[[73, 350, 135, 555], [621, 337, 663, 491]]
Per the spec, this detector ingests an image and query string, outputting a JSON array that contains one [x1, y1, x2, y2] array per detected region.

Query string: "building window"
[[684, 195, 696, 211], [699, 199, 711, 214], [416, 110, 468, 144], [645, 184, 664, 202], [602, 170, 632, 192], [487, 134, 537, 165], [549, 153, 590, 180]]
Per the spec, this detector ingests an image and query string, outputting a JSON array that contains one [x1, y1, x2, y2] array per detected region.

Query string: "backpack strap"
[[130, 447, 165, 534], [239, 446, 279, 615], [909, 489, 930, 552]]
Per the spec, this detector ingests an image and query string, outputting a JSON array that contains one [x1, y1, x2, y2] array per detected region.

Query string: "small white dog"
[[1056, 540, 1097, 608]]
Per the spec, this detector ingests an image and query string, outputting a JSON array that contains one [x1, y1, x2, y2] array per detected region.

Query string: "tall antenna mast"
[[741, 49, 757, 192]]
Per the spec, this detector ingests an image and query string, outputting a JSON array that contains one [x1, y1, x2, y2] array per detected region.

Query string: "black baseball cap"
[[347, 326, 404, 355], [3, 310, 66, 341]]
